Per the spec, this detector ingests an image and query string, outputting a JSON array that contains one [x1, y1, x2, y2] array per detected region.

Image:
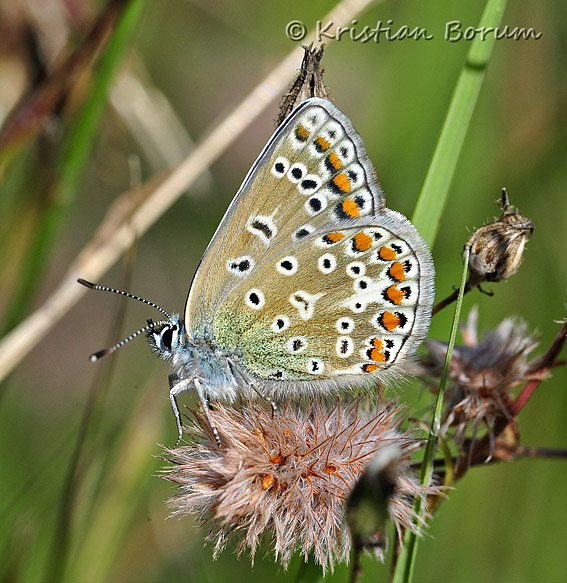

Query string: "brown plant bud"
[[465, 189, 534, 291]]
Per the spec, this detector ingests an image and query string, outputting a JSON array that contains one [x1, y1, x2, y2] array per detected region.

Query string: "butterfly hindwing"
[[212, 212, 434, 390]]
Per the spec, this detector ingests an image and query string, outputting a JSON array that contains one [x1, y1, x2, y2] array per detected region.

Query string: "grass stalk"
[[391, 249, 469, 582]]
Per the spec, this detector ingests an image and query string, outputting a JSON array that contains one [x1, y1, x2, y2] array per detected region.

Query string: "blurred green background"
[[0, 0, 565, 581]]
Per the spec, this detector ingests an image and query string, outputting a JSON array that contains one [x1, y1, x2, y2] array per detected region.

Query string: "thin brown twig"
[[418, 445, 567, 473], [512, 446, 567, 460], [432, 286, 472, 316], [433, 278, 495, 316]]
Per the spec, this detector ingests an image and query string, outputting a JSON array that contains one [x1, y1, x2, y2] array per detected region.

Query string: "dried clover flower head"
[[423, 307, 539, 448], [162, 399, 428, 573], [465, 189, 534, 290]]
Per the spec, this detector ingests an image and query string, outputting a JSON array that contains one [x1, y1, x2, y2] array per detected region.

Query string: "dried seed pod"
[[277, 43, 327, 126], [465, 189, 534, 290], [432, 190, 534, 316]]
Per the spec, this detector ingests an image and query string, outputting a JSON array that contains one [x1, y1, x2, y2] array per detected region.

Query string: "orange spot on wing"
[[316, 136, 331, 151], [389, 261, 406, 282], [328, 152, 343, 170], [341, 199, 359, 218], [386, 285, 406, 305], [381, 311, 401, 331], [353, 232, 373, 252], [371, 338, 384, 349], [333, 173, 351, 193], [324, 232, 345, 244], [369, 348, 386, 362], [296, 124, 310, 140], [379, 246, 397, 261], [363, 363, 380, 373]]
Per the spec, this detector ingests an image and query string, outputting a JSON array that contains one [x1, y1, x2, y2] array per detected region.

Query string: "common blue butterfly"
[[81, 98, 434, 444]]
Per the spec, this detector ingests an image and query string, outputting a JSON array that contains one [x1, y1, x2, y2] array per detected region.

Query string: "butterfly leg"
[[226, 357, 278, 419], [245, 381, 280, 419], [169, 376, 194, 447], [194, 378, 221, 447], [251, 384, 278, 419]]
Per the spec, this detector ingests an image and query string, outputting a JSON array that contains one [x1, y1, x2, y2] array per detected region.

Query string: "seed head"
[[423, 307, 539, 450], [162, 399, 429, 573]]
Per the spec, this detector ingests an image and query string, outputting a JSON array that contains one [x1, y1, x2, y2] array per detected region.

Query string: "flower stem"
[[392, 249, 470, 582]]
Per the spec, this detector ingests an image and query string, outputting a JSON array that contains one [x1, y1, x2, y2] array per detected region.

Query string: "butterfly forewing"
[[185, 99, 387, 337]]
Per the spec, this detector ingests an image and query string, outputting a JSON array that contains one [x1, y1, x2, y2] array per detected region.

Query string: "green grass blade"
[[411, 0, 509, 247]]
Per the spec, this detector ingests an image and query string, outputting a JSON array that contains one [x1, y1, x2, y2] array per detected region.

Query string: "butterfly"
[[81, 98, 434, 444]]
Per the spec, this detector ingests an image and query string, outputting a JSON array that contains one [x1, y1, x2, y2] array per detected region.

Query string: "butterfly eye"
[[160, 324, 178, 351]]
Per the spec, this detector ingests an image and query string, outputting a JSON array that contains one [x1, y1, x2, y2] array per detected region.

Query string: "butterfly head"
[[146, 315, 186, 362]]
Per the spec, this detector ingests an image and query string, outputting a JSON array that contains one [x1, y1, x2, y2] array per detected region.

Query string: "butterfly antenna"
[[78, 279, 173, 361], [89, 321, 155, 362], [78, 279, 171, 319]]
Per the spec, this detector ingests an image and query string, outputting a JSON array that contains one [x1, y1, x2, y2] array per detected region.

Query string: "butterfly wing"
[[185, 98, 387, 338], [212, 212, 434, 394]]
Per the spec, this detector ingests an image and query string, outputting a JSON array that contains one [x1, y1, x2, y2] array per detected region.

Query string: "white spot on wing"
[[245, 288, 265, 310], [289, 290, 325, 320], [318, 253, 337, 274], [346, 261, 366, 277], [298, 174, 322, 195], [288, 163, 307, 183], [226, 255, 255, 277], [276, 256, 298, 275], [287, 336, 307, 353], [305, 193, 328, 216], [271, 315, 291, 333], [271, 156, 289, 177], [336, 317, 355, 334], [292, 224, 314, 241], [307, 358, 325, 374], [335, 336, 354, 358], [246, 212, 278, 245]]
